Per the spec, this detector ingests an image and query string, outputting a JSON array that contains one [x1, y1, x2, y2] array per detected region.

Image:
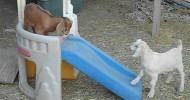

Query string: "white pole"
[[152, 0, 161, 37], [17, 0, 26, 22]]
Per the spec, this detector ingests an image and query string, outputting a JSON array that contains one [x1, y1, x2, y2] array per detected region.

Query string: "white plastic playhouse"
[[16, 0, 79, 100]]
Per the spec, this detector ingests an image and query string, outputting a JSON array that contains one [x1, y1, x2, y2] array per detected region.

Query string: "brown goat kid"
[[24, 3, 72, 35]]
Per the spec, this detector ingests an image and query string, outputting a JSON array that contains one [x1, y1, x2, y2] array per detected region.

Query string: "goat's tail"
[[177, 40, 182, 51]]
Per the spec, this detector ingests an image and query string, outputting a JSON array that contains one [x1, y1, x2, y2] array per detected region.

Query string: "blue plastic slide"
[[61, 35, 142, 100]]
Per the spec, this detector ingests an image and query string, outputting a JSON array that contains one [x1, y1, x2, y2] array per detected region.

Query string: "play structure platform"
[[61, 35, 142, 100]]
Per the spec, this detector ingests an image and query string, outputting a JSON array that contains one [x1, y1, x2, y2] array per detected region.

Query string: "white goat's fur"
[[130, 39, 185, 98]]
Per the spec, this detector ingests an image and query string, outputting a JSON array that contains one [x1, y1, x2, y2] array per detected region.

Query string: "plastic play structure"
[[16, 0, 142, 100]]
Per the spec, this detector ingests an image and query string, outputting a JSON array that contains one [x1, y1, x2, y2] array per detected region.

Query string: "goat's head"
[[56, 17, 72, 35], [130, 39, 144, 57]]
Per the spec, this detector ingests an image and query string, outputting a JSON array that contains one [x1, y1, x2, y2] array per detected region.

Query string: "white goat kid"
[[130, 39, 185, 98]]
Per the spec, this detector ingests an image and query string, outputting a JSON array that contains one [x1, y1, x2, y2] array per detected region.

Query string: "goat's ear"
[[137, 39, 142, 41], [56, 19, 72, 35], [65, 19, 72, 29], [136, 42, 143, 51], [141, 44, 144, 50], [136, 39, 142, 45], [64, 19, 72, 34], [56, 20, 65, 34], [139, 42, 144, 48]]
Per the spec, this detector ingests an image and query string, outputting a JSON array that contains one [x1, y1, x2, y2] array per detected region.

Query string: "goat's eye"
[[135, 46, 138, 48]]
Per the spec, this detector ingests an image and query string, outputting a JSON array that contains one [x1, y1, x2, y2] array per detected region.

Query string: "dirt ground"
[[0, 0, 190, 100]]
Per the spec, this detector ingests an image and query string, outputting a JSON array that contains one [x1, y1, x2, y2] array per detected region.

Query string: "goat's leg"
[[24, 19, 29, 31], [177, 64, 185, 92], [131, 69, 144, 85], [32, 26, 36, 33], [148, 73, 158, 98], [35, 28, 45, 35], [165, 72, 174, 83]]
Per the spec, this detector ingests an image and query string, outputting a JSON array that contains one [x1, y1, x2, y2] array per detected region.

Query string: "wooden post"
[[152, 0, 162, 37]]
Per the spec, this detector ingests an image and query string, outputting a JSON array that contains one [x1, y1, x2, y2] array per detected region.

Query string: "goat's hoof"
[[131, 80, 137, 85], [147, 92, 154, 98], [179, 87, 184, 92]]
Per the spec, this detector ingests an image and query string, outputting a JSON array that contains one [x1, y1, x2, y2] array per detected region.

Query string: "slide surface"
[[61, 35, 142, 100]]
